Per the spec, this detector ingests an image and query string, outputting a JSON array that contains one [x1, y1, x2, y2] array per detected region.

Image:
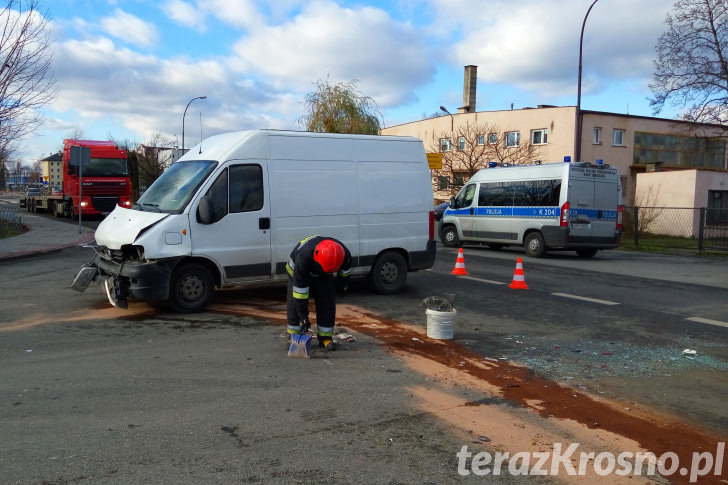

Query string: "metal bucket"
[[426, 308, 456, 339]]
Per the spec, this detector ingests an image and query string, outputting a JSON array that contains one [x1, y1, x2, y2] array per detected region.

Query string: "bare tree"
[[649, 0, 728, 129], [298, 78, 382, 134], [430, 122, 543, 198], [136, 133, 175, 189], [0, 0, 57, 154]]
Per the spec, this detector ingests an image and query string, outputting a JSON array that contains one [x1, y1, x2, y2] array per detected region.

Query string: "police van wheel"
[[440, 225, 460, 248], [369, 252, 407, 294], [524, 232, 546, 258], [168, 262, 215, 313]]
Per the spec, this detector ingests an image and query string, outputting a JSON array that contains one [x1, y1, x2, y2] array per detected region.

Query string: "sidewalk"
[[0, 212, 95, 262]]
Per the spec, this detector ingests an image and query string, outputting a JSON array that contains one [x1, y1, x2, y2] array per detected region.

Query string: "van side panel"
[[356, 139, 432, 268], [267, 136, 361, 272], [265, 133, 434, 276]]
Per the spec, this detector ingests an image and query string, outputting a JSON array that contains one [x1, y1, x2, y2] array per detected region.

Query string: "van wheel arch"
[[369, 250, 407, 294]]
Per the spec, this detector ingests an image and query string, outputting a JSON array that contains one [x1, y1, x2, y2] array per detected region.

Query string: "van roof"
[[178, 129, 424, 163]]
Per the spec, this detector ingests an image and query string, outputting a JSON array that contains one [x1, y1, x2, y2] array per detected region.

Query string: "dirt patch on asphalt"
[[207, 294, 727, 484]]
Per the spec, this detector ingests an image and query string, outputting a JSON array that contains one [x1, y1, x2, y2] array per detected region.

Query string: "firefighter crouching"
[[286, 235, 352, 351]]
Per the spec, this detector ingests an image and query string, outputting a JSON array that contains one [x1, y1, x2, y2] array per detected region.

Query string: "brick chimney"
[[459, 65, 477, 113]]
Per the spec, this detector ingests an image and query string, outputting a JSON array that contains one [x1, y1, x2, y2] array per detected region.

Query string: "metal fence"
[[0, 205, 22, 233], [622, 206, 728, 253]]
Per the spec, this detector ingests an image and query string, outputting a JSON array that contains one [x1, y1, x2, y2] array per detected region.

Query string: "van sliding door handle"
[[470, 208, 474, 215], [259, 217, 270, 230]]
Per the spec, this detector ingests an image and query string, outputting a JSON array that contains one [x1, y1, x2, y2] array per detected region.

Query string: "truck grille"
[[92, 196, 120, 213]]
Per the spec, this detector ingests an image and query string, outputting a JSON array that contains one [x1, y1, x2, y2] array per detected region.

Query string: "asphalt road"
[[2, 241, 728, 483]]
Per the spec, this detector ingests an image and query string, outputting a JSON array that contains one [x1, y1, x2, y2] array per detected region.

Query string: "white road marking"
[[686, 316, 728, 329], [551, 292, 620, 306], [460, 276, 507, 285]]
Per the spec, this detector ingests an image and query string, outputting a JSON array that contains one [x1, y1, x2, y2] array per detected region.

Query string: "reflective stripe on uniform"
[[287, 324, 303, 335], [292, 285, 309, 299], [338, 268, 352, 277], [317, 325, 334, 337]]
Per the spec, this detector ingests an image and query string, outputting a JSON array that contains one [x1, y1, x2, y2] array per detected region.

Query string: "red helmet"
[[313, 239, 345, 273]]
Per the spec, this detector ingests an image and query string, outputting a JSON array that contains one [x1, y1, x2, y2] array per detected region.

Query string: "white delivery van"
[[440, 160, 622, 258], [71, 130, 436, 312]]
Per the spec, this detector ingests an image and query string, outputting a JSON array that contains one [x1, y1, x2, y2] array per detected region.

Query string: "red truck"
[[23, 139, 133, 218]]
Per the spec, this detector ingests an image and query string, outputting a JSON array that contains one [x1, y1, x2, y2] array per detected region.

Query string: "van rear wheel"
[[524, 232, 546, 258], [369, 251, 407, 294], [440, 225, 460, 248], [168, 262, 215, 313]]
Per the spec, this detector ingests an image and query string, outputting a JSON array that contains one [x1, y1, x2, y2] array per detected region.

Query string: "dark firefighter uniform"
[[286, 235, 352, 347]]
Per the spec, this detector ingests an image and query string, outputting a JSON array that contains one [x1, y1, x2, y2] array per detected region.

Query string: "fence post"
[[698, 207, 705, 254], [633, 206, 639, 249]]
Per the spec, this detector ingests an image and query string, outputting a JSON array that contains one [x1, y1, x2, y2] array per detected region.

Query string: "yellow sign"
[[426, 152, 443, 170]]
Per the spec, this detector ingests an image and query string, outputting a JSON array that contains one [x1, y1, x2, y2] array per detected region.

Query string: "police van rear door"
[[568, 164, 620, 243]]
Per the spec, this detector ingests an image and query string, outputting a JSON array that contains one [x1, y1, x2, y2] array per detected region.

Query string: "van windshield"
[[135, 160, 217, 213]]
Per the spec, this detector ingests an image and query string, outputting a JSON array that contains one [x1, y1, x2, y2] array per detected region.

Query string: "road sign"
[[426, 152, 443, 170]]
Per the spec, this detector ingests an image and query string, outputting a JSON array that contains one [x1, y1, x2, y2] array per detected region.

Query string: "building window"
[[612, 129, 625, 146], [488, 133, 498, 145], [453, 172, 468, 187], [477, 134, 485, 145], [440, 138, 451, 151], [437, 176, 450, 191], [633, 131, 726, 169], [593, 127, 602, 145], [457, 136, 465, 150], [505, 131, 520, 148], [531, 129, 548, 145]]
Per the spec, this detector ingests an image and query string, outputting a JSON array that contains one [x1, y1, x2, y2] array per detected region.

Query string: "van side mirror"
[[197, 196, 212, 224], [449, 196, 456, 209]]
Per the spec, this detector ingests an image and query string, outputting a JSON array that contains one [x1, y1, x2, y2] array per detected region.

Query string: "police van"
[[71, 130, 436, 312], [440, 160, 622, 258]]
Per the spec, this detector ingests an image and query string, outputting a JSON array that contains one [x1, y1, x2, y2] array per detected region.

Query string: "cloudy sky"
[[20, 0, 677, 160]]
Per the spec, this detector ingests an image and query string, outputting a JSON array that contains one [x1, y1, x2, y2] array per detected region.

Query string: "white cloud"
[[229, 0, 436, 107], [161, 0, 207, 32], [100, 9, 159, 48], [429, 0, 671, 98]]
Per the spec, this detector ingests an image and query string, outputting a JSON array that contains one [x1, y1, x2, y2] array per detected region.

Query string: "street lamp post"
[[575, 0, 598, 163], [182, 96, 207, 151], [440, 105, 453, 131]]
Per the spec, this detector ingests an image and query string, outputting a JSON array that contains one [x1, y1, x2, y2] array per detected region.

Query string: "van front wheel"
[[524, 232, 546, 258], [168, 262, 215, 313], [369, 252, 407, 294], [440, 225, 460, 248]]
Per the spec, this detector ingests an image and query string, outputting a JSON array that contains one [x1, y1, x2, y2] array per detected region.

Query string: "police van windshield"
[[135, 160, 217, 213]]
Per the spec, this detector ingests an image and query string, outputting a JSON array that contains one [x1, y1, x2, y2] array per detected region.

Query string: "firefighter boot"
[[318, 336, 338, 351]]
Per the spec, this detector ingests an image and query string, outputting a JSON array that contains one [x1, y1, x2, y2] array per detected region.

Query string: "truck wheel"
[[440, 225, 461, 248], [369, 251, 407, 294], [168, 262, 215, 313], [524, 232, 546, 258], [576, 248, 598, 258]]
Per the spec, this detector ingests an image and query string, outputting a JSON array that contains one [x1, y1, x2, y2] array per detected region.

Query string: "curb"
[[0, 230, 95, 263]]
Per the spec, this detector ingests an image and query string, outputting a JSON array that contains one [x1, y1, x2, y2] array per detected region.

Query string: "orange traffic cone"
[[509, 257, 529, 289], [451, 248, 468, 275]]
